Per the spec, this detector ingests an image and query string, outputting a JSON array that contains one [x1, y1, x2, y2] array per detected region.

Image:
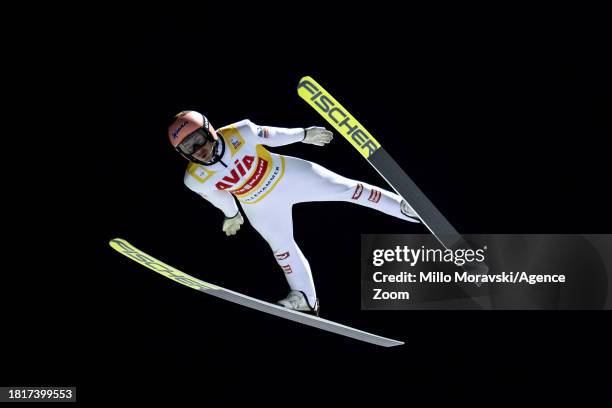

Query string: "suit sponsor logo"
[[257, 127, 270, 138], [215, 155, 256, 190], [230, 157, 269, 195], [275, 251, 290, 260], [237, 146, 286, 204], [231, 136, 242, 149], [352, 183, 363, 200], [368, 189, 381, 203]]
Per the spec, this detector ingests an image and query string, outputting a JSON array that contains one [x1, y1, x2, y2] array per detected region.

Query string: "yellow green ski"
[[109, 238, 403, 347], [298, 76, 488, 279]]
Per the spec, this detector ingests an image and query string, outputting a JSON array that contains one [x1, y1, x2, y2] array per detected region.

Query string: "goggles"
[[177, 128, 215, 155]]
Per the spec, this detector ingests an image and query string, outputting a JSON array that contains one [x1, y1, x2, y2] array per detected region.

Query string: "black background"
[[5, 7, 611, 404]]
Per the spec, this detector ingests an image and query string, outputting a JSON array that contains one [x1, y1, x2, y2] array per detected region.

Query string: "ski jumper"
[[184, 120, 419, 307]]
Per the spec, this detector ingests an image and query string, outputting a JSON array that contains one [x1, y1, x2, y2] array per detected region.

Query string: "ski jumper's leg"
[[241, 200, 317, 308], [281, 156, 420, 223]]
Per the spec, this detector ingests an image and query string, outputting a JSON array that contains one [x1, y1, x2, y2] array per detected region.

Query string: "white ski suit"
[[184, 120, 419, 307]]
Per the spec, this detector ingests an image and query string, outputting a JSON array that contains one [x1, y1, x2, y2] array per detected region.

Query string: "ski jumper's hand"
[[302, 127, 333, 146], [223, 212, 244, 236]]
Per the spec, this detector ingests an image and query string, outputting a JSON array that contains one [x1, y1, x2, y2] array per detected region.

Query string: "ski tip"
[[109, 238, 130, 250], [297, 75, 315, 89]]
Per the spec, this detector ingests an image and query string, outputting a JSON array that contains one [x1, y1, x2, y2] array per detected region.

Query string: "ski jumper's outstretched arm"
[[249, 122, 332, 147]]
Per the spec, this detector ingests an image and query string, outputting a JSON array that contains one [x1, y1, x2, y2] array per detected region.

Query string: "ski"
[[109, 238, 403, 347], [297, 76, 488, 276]]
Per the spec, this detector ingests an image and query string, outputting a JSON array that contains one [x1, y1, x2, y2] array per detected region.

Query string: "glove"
[[302, 126, 333, 146], [222, 212, 244, 236]]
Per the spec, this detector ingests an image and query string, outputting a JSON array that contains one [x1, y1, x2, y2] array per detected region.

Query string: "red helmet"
[[168, 111, 224, 165]]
